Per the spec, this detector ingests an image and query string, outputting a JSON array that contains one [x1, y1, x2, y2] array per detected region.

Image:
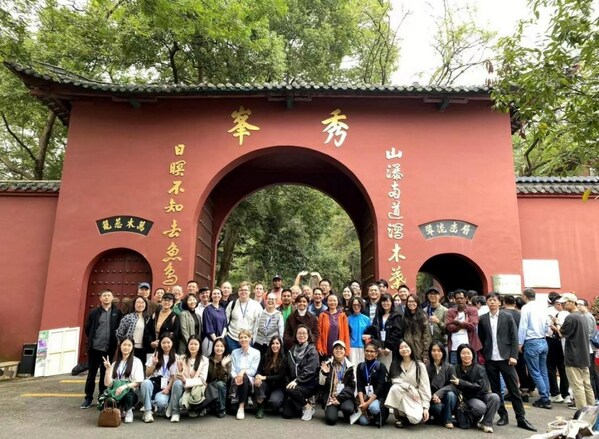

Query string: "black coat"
[[144, 310, 180, 351], [364, 311, 404, 352], [320, 359, 356, 409], [356, 360, 389, 400], [257, 354, 288, 390], [453, 362, 491, 400], [84, 304, 122, 355], [427, 362, 455, 399], [287, 343, 319, 388], [478, 311, 519, 361]]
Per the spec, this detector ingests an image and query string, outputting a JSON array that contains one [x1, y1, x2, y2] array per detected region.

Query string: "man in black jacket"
[[80, 289, 122, 408], [478, 293, 536, 432]]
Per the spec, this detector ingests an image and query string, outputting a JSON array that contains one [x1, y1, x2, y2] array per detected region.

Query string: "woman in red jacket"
[[316, 294, 350, 359]]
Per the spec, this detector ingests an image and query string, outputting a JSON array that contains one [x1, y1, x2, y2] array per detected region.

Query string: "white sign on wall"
[[492, 274, 522, 295], [522, 259, 561, 289]]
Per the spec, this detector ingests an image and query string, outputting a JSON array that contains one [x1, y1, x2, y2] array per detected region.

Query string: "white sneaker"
[[301, 406, 315, 421], [170, 414, 180, 423], [478, 422, 493, 433], [166, 405, 172, 418], [142, 411, 154, 423], [124, 409, 134, 423], [236, 408, 245, 420], [349, 411, 362, 425], [563, 395, 572, 404], [551, 395, 564, 403]]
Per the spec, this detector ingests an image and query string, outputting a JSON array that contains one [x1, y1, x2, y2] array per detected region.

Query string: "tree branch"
[[1, 112, 37, 163]]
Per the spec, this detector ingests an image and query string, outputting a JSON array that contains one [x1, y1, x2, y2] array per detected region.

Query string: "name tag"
[[336, 383, 345, 394], [365, 385, 374, 397], [380, 330, 386, 342], [161, 377, 168, 389]]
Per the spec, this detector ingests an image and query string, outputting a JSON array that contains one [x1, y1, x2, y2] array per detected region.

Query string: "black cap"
[[426, 287, 440, 295], [272, 274, 282, 281]]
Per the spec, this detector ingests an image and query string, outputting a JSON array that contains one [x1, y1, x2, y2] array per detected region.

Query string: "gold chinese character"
[[388, 181, 401, 199], [322, 108, 348, 147], [114, 217, 123, 229], [388, 201, 403, 220], [425, 224, 435, 236], [228, 106, 260, 146], [390, 266, 406, 290], [449, 222, 459, 234], [137, 221, 146, 232], [163, 219, 182, 239], [385, 147, 403, 160], [436, 222, 447, 234], [174, 144, 185, 156], [388, 243, 406, 263], [387, 223, 404, 240], [163, 262, 178, 286], [164, 198, 184, 213], [169, 160, 187, 177], [162, 242, 182, 262], [126, 218, 135, 228], [386, 164, 404, 180], [168, 180, 185, 196], [101, 219, 112, 231]]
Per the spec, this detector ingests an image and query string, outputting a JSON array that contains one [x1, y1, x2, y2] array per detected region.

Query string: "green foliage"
[[493, 0, 598, 176], [217, 185, 360, 290]]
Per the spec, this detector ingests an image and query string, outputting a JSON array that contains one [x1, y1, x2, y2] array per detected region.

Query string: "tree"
[[493, 0, 598, 176]]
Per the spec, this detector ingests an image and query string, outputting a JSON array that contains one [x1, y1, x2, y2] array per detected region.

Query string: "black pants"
[[230, 375, 251, 405], [324, 399, 355, 425], [117, 389, 139, 412], [283, 385, 316, 418], [486, 359, 526, 422], [590, 354, 599, 400], [85, 348, 108, 400], [547, 337, 569, 397]]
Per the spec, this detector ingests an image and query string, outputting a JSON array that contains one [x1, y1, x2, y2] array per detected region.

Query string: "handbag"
[[455, 394, 473, 429], [98, 398, 121, 427]]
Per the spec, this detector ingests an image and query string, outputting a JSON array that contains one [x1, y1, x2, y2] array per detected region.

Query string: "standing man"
[[319, 278, 333, 301], [503, 295, 531, 402], [271, 274, 284, 304], [362, 282, 380, 323], [478, 293, 536, 432], [445, 289, 481, 364], [423, 287, 447, 345], [308, 287, 328, 318], [278, 288, 294, 324], [196, 287, 211, 319], [558, 293, 595, 409], [221, 281, 233, 309], [518, 288, 552, 409], [80, 289, 122, 409], [253, 282, 266, 308], [225, 281, 262, 352], [547, 293, 570, 404], [171, 285, 184, 315], [577, 299, 599, 402], [395, 284, 410, 313]]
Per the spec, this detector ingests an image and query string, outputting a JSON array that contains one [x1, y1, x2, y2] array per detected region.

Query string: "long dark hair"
[[428, 340, 447, 365], [112, 337, 135, 379], [403, 294, 427, 334], [133, 296, 148, 318], [210, 338, 226, 359], [264, 335, 284, 373], [184, 334, 203, 371], [376, 293, 394, 317], [389, 339, 422, 386], [155, 333, 177, 371]]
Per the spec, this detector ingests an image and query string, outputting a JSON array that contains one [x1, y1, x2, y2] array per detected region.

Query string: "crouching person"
[[319, 340, 356, 425], [140, 333, 177, 422], [356, 341, 389, 427]]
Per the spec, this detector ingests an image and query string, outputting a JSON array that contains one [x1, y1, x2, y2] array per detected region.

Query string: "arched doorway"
[[194, 146, 377, 289], [80, 248, 152, 361], [418, 253, 486, 296]]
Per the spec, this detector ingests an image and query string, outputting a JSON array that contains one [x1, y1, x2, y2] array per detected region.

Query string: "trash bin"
[[17, 343, 37, 377]]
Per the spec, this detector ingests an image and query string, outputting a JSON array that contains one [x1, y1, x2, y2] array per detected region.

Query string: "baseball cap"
[[332, 340, 346, 350], [556, 293, 578, 303], [138, 282, 151, 289], [272, 274, 282, 281]]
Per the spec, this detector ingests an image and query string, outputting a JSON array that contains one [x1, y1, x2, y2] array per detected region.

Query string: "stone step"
[[0, 361, 20, 380]]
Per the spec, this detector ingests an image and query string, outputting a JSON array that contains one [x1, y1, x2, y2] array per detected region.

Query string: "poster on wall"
[[522, 259, 561, 289], [492, 274, 522, 295]]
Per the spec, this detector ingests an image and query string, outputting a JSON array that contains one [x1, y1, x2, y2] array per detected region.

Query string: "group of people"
[[80, 274, 597, 433]]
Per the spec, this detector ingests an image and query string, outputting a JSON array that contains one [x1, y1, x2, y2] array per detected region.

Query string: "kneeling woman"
[[169, 335, 209, 422], [140, 333, 177, 422], [384, 340, 431, 428], [319, 340, 356, 425], [101, 337, 144, 423], [356, 341, 389, 427], [229, 329, 260, 420], [205, 338, 231, 418], [427, 341, 457, 429], [283, 324, 320, 420], [451, 343, 500, 434], [254, 335, 287, 418]]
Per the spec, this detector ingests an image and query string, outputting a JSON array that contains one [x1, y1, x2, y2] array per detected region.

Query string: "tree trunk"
[[215, 223, 239, 286], [35, 110, 56, 180]]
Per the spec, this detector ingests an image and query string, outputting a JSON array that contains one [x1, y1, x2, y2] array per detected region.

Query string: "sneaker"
[[80, 398, 93, 409], [550, 395, 564, 403], [255, 405, 264, 419], [217, 410, 226, 418], [349, 411, 362, 425], [124, 409, 134, 423], [301, 406, 315, 421], [563, 396, 573, 405], [142, 411, 154, 423], [478, 422, 493, 433], [170, 414, 180, 423], [166, 405, 172, 418], [236, 407, 245, 420]]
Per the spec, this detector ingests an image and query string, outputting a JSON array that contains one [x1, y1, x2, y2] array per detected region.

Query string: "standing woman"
[[403, 294, 432, 363], [283, 325, 320, 420], [101, 337, 144, 423], [202, 287, 227, 355], [340, 286, 353, 316], [253, 293, 285, 356], [451, 343, 500, 433], [319, 340, 356, 425], [229, 329, 260, 420], [356, 341, 389, 427], [427, 341, 457, 429], [365, 293, 403, 371], [116, 296, 150, 365], [179, 293, 202, 354], [144, 292, 180, 353], [316, 294, 350, 359], [254, 335, 288, 418], [139, 333, 177, 421], [284, 294, 319, 350], [347, 296, 370, 366], [384, 340, 431, 428], [169, 335, 209, 422], [206, 338, 231, 418]]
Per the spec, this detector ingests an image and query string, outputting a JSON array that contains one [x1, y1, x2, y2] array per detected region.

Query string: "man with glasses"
[[225, 281, 262, 352]]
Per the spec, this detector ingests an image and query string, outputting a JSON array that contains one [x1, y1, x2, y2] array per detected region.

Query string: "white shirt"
[[489, 311, 503, 361]]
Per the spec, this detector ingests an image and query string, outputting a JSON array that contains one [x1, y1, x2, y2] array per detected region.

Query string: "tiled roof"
[[516, 176, 599, 195], [0, 180, 60, 193]]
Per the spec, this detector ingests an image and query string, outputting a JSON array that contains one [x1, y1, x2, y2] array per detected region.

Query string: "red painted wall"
[[0, 194, 57, 360], [518, 196, 599, 301], [39, 96, 522, 336]]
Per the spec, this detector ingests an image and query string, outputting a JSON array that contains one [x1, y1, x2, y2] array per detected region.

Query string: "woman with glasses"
[[144, 292, 180, 353], [347, 296, 369, 366], [356, 341, 389, 427], [253, 293, 284, 356], [403, 294, 432, 363]]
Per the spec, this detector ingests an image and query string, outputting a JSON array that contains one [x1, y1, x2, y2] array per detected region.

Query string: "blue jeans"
[[449, 350, 458, 365], [225, 334, 241, 353], [168, 379, 184, 415], [429, 391, 457, 424], [358, 399, 381, 425], [140, 379, 170, 412], [523, 338, 550, 403]]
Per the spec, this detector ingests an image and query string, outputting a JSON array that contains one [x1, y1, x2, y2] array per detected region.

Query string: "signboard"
[[522, 259, 561, 288], [492, 274, 522, 295], [419, 220, 477, 240]]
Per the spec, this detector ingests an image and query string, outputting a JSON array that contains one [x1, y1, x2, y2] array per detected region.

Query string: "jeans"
[[225, 335, 241, 353], [429, 391, 457, 424], [449, 350, 458, 365], [140, 379, 170, 412], [211, 381, 227, 412], [358, 399, 381, 426], [523, 338, 550, 403], [169, 379, 184, 415]]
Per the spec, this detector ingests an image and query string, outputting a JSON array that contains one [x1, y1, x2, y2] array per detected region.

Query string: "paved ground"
[[0, 374, 576, 439]]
